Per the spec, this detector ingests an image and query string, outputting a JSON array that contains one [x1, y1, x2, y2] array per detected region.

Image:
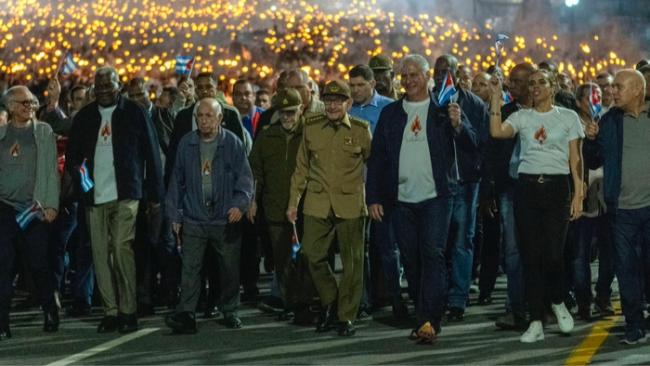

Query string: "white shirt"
[[94, 105, 119, 204], [398, 99, 437, 203], [505, 106, 584, 175]]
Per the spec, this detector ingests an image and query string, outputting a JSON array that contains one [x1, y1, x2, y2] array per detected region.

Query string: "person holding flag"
[[0, 86, 60, 340], [432, 54, 489, 323], [367, 54, 478, 343]]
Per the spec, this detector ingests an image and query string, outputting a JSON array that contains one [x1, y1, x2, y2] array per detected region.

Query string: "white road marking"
[[44, 328, 159, 366]]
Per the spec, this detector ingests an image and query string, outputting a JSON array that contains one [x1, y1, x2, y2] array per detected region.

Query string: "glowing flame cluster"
[[0, 0, 633, 86]]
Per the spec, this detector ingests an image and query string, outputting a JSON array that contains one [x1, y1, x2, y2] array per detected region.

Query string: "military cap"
[[272, 88, 302, 110], [368, 54, 393, 71], [321, 80, 351, 99]]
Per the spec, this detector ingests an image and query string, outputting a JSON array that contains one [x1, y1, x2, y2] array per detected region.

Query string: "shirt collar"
[[353, 91, 380, 108], [325, 114, 351, 129]]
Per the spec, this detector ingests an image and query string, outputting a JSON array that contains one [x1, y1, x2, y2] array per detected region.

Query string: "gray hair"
[[194, 98, 223, 116], [95, 66, 119, 82], [400, 54, 430, 75]]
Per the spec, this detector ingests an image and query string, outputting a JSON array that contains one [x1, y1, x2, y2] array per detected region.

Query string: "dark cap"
[[368, 54, 393, 71], [272, 88, 302, 110], [321, 80, 351, 99]]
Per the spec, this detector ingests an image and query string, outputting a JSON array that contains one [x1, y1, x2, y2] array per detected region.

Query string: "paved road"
[[1, 273, 649, 365]]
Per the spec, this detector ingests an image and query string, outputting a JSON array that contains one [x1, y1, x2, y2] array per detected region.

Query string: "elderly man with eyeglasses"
[[0, 86, 60, 340]]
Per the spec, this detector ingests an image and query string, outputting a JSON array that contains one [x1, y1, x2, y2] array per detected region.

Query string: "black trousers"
[[515, 174, 571, 321]]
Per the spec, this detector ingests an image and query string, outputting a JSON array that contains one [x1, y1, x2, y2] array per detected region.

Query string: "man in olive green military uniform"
[[369, 54, 399, 100], [248, 88, 305, 318], [287, 80, 371, 336]]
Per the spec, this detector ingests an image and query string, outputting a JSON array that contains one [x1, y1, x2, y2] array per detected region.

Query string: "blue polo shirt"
[[242, 107, 264, 138], [349, 91, 393, 133]]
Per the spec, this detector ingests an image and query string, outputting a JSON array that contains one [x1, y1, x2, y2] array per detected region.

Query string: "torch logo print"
[[534, 125, 547, 144], [411, 116, 422, 136]]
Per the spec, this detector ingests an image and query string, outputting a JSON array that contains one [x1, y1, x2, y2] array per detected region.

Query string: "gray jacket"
[[0, 120, 60, 210], [166, 128, 253, 226]]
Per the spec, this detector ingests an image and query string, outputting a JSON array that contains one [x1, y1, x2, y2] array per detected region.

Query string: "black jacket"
[[65, 95, 164, 205]]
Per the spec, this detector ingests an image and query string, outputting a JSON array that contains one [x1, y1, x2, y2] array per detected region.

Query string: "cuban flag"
[[503, 90, 513, 104], [79, 158, 94, 193], [16, 201, 43, 231], [495, 33, 509, 67], [290, 223, 301, 262], [437, 71, 458, 106], [589, 84, 602, 119], [175, 56, 195, 76], [60, 53, 78, 76]]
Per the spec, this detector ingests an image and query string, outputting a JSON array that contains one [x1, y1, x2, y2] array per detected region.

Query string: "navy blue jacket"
[[366, 93, 479, 213], [65, 96, 164, 205], [455, 89, 490, 183], [166, 128, 253, 226], [583, 107, 650, 210]]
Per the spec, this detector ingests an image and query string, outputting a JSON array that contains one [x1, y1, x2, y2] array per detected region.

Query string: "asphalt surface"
[[1, 267, 650, 365]]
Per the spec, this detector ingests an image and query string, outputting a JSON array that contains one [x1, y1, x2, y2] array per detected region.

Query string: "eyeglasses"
[[11, 99, 39, 108], [323, 99, 346, 106]]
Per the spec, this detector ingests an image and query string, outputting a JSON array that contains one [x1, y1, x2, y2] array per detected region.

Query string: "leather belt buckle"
[[537, 175, 545, 184]]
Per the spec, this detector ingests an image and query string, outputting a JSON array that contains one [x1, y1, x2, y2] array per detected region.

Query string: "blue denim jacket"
[[166, 128, 253, 226], [583, 107, 650, 210], [366, 93, 479, 213]]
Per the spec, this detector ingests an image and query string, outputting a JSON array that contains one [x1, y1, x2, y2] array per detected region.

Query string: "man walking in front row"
[[66, 67, 164, 334], [165, 98, 253, 334], [287, 80, 371, 336]]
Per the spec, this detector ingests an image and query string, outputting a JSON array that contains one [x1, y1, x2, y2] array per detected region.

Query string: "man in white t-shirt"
[[367, 54, 480, 342], [66, 67, 164, 335]]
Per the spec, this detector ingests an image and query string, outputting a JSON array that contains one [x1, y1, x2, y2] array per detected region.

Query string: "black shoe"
[[43, 308, 60, 332], [357, 306, 372, 320], [278, 310, 295, 321], [118, 313, 138, 334], [337, 321, 356, 336], [223, 315, 243, 329], [66, 301, 92, 317], [477, 294, 493, 306], [165, 312, 197, 334], [392, 301, 409, 318], [204, 306, 220, 319], [595, 298, 615, 317], [578, 304, 592, 322], [447, 307, 464, 322], [316, 303, 337, 333], [97, 315, 119, 333], [0, 324, 11, 340], [137, 303, 155, 318], [258, 297, 284, 314]]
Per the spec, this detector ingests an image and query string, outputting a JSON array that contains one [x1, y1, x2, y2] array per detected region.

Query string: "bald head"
[[195, 98, 223, 139], [508, 62, 537, 103], [612, 69, 646, 112], [471, 72, 491, 103]]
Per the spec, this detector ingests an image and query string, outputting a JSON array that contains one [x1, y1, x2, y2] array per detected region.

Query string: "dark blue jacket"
[[583, 107, 650, 210], [166, 128, 253, 226], [65, 96, 164, 205], [366, 93, 479, 213], [455, 89, 490, 183]]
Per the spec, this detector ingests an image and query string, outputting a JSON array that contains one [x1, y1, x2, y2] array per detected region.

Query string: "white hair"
[[400, 54, 430, 75], [194, 98, 223, 116]]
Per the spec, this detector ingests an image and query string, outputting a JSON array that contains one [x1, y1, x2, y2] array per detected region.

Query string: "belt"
[[518, 173, 568, 184]]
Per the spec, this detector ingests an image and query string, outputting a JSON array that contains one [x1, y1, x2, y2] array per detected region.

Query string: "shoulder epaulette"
[[350, 116, 370, 128], [304, 114, 325, 125]]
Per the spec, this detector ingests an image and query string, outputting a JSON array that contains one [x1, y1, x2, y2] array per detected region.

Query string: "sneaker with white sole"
[[551, 302, 574, 334], [520, 320, 544, 343]]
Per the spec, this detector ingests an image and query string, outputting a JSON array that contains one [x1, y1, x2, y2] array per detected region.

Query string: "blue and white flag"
[[60, 53, 78, 76], [589, 84, 602, 120], [495, 34, 509, 67], [175, 56, 195, 76], [291, 223, 301, 262], [437, 71, 458, 106], [16, 201, 42, 231], [79, 158, 94, 193]]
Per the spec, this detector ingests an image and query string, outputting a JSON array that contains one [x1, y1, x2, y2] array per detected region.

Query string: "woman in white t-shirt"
[[488, 69, 585, 343]]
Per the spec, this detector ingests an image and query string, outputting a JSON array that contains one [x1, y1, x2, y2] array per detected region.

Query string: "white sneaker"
[[551, 302, 574, 334], [520, 320, 544, 343]]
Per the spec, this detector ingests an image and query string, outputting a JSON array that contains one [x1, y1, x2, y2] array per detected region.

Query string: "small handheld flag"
[[495, 34, 509, 67], [589, 84, 602, 119], [503, 90, 513, 104], [79, 158, 94, 193], [60, 53, 78, 76], [175, 56, 195, 76], [437, 71, 458, 106], [291, 223, 301, 262], [16, 201, 43, 231]]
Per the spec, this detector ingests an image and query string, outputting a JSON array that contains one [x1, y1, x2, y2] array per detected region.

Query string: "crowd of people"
[[1, 47, 650, 347]]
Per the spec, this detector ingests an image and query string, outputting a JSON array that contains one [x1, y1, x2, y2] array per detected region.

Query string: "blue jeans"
[[393, 197, 452, 329], [609, 206, 650, 333], [447, 182, 480, 309], [498, 185, 525, 316], [571, 216, 615, 306]]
